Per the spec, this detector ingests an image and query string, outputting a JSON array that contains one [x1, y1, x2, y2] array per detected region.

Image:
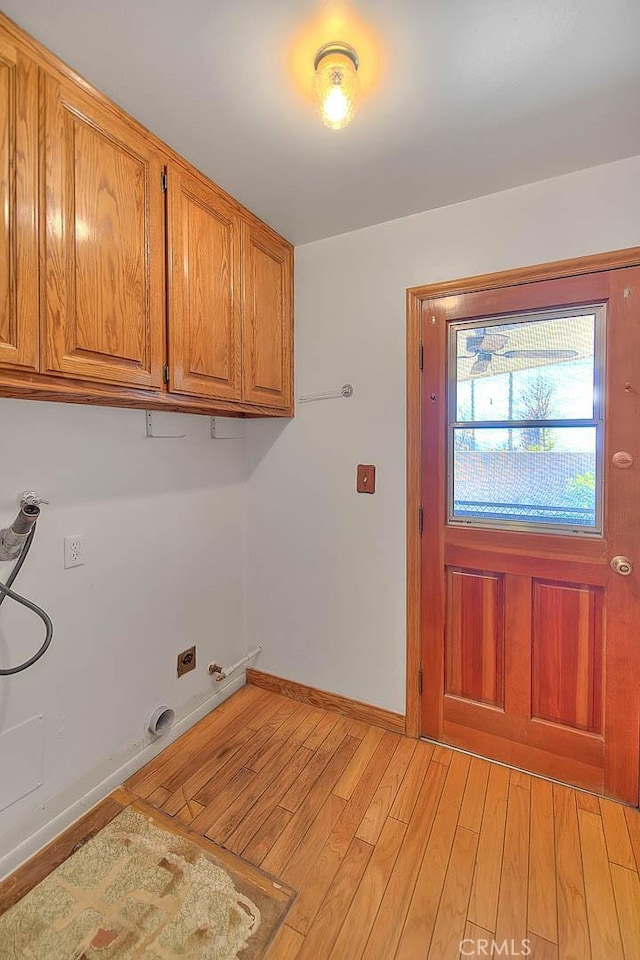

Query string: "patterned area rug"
[[0, 805, 292, 959]]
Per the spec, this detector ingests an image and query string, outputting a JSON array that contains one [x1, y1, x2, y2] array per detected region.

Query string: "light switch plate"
[[357, 464, 376, 494]]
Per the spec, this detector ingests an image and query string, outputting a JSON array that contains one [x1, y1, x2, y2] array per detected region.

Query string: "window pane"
[[455, 314, 596, 422], [452, 427, 598, 528]]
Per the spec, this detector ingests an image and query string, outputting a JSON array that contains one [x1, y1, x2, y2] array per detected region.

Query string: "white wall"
[[246, 154, 640, 716], [2, 153, 640, 879], [0, 401, 247, 872]]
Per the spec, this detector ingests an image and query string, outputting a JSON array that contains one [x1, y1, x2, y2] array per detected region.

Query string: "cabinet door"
[[167, 166, 241, 399], [241, 220, 293, 410], [0, 33, 38, 371], [41, 73, 164, 388]]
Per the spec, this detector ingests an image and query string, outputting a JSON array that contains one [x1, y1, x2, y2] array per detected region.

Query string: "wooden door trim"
[[405, 246, 640, 739]]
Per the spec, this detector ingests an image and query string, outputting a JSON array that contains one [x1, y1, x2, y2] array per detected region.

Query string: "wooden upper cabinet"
[[241, 220, 293, 410], [0, 33, 38, 371], [167, 165, 242, 400], [41, 72, 165, 388]]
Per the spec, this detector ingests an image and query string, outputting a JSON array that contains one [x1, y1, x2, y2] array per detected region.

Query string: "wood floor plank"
[[460, 922, 494, 959], [331, 726, 388, 801], [302, 710, 339, 750], [389, 739, 434, 822], [174, 799, 204, 825], [554, 784, 590, 960], [280, 793, 346, 888], [624, 806, 640, 873], [158, 724, 256, 815], [428, 825, 479, 959], [15, 687, 636, 960], [225, 746, 314, 855], [244, 690, 297, 730], [467, 762, 510, 932], [265, 923, 304, 960], [495, 783, 531, 951], [578, 808, 624, 960], [260, 735, 361, 875], [285, 729, 406, 936], [247, 704, 317, 775], [610, 863, 640, 960], [431, 744, 453, 765], [394, 751, 471, 960], [294, 838, 373, 960], [511, 769, 532, 791], [126, 685, 266, 797], [200, 732, 314, 844], [146, 786, 171, 807], [242, 804, 294, 865], [527, 934, 559, 959], [528, 777, 558, 944], [193, 703, 309, 809], [458, 756, 491, 834], [356, 737, 416, 845], [176, 725, 280, 830], [345, 718, 371, 739], [328, 817, 407, 960], [576, 792, 602, 814], [363, 761, 448, 960], [279, 717, 353, 812], [599, 797, 637, 871], [192, 766, 256, 836]]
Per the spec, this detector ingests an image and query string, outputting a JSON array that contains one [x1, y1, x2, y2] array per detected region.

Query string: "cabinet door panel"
[[168, 167, 241, 399], [0, 34, 38, 371], [42, 74, 164, 387], [241, 221, 293, 409]]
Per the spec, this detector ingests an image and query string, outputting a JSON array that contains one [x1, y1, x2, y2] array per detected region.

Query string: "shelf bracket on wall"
[[298, 383, 354, 404], [145, 411, 187, 439]]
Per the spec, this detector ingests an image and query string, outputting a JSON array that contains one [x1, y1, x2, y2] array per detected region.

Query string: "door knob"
[[611, 556, 633, 576]]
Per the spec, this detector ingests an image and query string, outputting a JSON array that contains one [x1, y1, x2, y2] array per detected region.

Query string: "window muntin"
[[448, 306, 605, 534]]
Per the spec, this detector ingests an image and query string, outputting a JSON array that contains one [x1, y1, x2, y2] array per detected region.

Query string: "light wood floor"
[[125, 684, 640, 959]]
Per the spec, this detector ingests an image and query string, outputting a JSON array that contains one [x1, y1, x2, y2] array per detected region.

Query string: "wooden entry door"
[[420, 263, 640, 804]]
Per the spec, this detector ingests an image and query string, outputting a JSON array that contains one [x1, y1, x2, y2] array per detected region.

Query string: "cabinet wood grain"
[[0, 12, 294, 417], [0, 32, 38, 371], [242, 221, 293, 409], [41, 72, 165, 388], [167, 165, 242, 400]]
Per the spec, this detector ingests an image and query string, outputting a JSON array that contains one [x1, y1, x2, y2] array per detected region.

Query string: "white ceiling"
[[4, 0, 640, 244]]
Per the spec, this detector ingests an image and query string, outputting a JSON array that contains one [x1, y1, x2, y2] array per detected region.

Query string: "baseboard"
[[0, 674, 245, 882], [246, 669, 406, 735]]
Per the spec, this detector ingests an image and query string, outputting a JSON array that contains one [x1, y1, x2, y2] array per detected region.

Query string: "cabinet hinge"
[[419, 342, 424, 370], [161, 171, 168, 192], [418, 667, 423, 696], [418, 506, 424, 535], [163, 364, 170, 384]]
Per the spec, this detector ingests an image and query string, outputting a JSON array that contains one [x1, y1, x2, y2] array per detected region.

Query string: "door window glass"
[[449, 307, 605, 533]]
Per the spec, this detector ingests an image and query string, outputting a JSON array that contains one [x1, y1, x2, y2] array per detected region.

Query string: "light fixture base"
[[314, 41, 359, 72]]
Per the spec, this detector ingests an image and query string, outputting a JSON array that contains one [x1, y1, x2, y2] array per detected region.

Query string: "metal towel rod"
[[298, 384, 354, 403]]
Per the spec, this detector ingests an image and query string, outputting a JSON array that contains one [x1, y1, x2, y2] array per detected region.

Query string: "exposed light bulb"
[[314, 43, 359, 130]]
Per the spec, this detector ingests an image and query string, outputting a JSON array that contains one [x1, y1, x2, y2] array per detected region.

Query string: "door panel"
[[241, 221, 293, 409], [422, 266, 640, 803], [445, 568, 504, 707], [531, 580, 603, 732], [42, 73, 164, 387], [0, 35, 38, 371], [167, 167, 241, 399]]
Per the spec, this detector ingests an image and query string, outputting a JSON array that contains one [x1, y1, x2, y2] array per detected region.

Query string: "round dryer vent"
[[146, 705, 175, 738]]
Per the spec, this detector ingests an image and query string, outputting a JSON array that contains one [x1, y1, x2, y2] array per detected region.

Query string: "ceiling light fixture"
[[313, 41, 359, 130]]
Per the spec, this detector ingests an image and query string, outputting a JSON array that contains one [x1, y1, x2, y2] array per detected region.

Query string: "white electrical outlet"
[[64, 535, 85, 569]]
